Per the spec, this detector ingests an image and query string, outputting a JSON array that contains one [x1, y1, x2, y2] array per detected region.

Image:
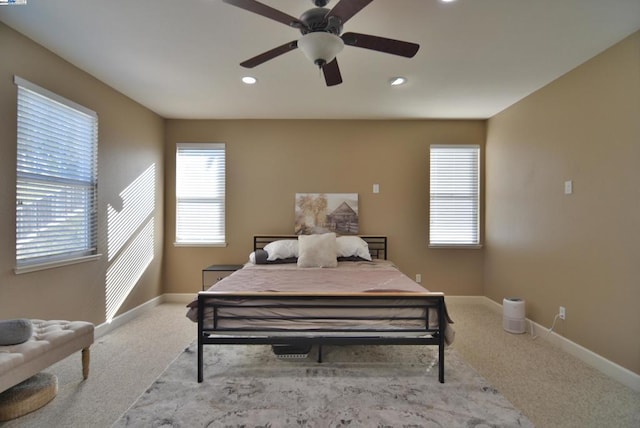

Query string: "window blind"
[[429, 145, 480, 246], [175, 143, 226, 245], [15, 76, 99, 270]]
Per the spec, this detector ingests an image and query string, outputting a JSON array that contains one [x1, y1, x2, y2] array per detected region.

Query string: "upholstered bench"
[[0, 320, 94, 394]]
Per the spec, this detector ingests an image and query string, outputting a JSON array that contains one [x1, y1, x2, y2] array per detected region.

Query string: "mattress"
[[187, 260, 454, 344]]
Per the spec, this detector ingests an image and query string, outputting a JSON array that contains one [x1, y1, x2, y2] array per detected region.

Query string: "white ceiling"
[[1, 0, 639, 120]]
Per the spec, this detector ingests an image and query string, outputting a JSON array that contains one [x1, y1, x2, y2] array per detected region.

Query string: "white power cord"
[[546, 314, 561, 338], [530, 313, 560, 341], [530, 319, 538, 340]]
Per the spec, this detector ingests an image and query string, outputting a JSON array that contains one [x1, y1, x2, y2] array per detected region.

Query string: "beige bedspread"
[[186, 260, 454, 344]]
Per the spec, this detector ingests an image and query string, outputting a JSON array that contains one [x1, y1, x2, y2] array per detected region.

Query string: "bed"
[[187, 234, 453, 383]]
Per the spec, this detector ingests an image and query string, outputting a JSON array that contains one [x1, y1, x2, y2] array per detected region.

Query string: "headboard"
[[253, 235, 387, 260]]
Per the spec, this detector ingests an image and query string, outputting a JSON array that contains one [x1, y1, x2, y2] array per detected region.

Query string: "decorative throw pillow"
[[264, 240, 299, 261], [0, 319, 33, 346], [336, 236, 372, 261], [297, 233, 338, 268]]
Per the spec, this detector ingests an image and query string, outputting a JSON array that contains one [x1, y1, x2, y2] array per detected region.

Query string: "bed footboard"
[[197, 291, 447, 383]]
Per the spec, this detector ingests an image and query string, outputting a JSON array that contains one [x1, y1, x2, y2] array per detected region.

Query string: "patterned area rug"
[[114, 342, 533, 427]]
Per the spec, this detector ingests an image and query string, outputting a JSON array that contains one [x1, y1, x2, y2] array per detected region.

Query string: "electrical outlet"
[[415, 274, 422, 283], [564, 180, 573, 195], [559, 306, 566, 320]]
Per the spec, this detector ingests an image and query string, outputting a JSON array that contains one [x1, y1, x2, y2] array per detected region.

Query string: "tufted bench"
[[0, 320, 94, 394]]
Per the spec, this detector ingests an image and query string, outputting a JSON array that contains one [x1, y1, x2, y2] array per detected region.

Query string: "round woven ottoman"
[[0, 373, 57, 421]]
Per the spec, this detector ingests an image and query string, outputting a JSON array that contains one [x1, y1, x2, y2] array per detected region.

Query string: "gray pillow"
[[254, 249, 297, 264], [0, 319, 33, 346]]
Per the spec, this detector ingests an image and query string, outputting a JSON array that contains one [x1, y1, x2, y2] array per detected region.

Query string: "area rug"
[[114, 343, 533, 427]]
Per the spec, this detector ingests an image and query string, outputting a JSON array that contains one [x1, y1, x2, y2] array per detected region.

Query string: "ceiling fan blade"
[[325, 0, 374, 25], [322, 58, 343, 86], [223, 0, 305, 29], [240, 40, 298, 68], [342, 32, 420, 58]]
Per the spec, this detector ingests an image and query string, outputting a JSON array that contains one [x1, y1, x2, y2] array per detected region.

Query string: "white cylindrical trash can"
[[503, 297, 526, 334]]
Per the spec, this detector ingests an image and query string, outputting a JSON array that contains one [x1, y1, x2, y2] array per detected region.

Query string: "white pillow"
[[297, 233, 338, 268], [336, 236, 372, 261], [264, 239, 299, 261]]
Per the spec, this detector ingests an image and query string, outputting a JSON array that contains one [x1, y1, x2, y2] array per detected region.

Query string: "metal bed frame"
[[197, 235, 446, 383]]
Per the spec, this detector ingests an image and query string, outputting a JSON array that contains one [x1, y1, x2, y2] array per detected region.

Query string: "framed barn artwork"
[[294, 193, 358, 235]]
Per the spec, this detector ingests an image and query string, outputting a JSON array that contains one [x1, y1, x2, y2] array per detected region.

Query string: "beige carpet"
[[449, 300, 640, 428], [0, 301, 638, 427], [0, 304, 195, 428]]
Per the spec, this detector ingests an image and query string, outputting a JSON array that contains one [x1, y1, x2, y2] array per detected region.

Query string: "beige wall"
[[485, 31, 640, 374], [0, 23, 165, 325], [164, 120, 486, 295], [4, 13, 636, 378]]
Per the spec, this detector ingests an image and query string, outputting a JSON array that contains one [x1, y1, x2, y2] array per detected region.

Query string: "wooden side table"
[[201, 264, 243, 290]]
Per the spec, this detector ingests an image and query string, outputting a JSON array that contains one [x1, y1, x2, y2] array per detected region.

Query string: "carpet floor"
[[114, 342, 533, 427], [1, 301, 638, 427]]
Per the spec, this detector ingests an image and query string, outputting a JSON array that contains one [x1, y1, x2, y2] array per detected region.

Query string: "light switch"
[[564, 180, 573, 195], [373, 184, 380, 194]]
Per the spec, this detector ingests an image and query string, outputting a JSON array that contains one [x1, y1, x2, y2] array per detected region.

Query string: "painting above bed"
[[295, 193, 358, 235]]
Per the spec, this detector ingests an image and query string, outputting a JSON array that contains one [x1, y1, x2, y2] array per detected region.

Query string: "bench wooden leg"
[[82, 347, 90, 379]]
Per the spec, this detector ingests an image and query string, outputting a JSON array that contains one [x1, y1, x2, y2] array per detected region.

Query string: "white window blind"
[[175, 143, 226, 245], [429, 145, 480, 247], [15, 76, 99, 271]]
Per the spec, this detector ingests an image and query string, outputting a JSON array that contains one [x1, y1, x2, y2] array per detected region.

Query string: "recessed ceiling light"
[[242, 76, 257, 85], [440, 0, 457, 3], [390, 77, 407, 86]]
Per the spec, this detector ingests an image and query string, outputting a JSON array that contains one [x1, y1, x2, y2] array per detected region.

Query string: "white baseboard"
[[95, 294, 194, 339], [94, 296, 164, 339], [163, 293, 196, 304], [476, 296, 640, 392], [95, 294, 196, 338], [445, 295, 488, 305]]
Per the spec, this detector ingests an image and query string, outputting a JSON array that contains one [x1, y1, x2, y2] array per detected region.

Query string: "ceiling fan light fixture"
[[298, 32, 344, 67], [241, 76, 257, 84], [390, 77, 407, 86]]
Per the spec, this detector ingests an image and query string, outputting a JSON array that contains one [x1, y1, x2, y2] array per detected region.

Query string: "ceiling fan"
[[222, 0, 420, 86]]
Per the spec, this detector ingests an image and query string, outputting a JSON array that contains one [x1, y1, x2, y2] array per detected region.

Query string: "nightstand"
[[201, 264, 243, 290]]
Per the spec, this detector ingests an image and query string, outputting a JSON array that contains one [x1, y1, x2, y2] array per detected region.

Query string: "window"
[[175, 143, 226, 246], [429, 145, 480, 247], [15, 76, 99, 273]]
